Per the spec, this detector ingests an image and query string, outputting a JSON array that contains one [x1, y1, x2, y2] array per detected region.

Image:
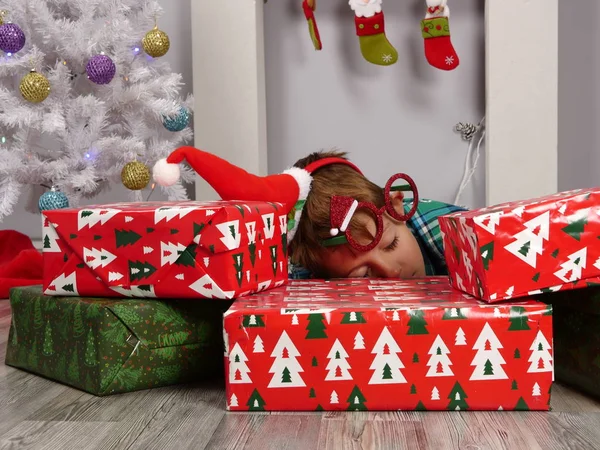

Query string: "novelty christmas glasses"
[[322, 173, 419, 252]]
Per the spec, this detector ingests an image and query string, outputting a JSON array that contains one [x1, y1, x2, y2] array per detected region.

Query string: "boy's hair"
[[289, 149, 386, 277]]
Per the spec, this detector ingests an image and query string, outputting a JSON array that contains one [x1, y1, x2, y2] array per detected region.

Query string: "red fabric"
[[422, 19, 459, 71], [355, 12, 385, 37], [0, 230, 43, 298], [167, 146, 301, 213]]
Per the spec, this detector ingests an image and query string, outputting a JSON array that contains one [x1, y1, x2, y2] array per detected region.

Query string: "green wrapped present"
[[5, 286, 229, 395], [544, 284, 600, 399]]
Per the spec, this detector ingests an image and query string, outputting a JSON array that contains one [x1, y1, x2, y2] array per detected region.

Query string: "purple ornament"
[[0, 23, 26, 54], [86, 54, 116, 85]]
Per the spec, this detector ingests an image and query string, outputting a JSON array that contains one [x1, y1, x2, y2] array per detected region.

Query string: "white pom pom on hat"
[[152, 158, 181, 187]]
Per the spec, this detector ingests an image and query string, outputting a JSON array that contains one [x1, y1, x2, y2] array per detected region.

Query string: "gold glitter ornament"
[[142, 25, 170, 58], [121, 161, 151, 190], [20, 70, 51, 103]]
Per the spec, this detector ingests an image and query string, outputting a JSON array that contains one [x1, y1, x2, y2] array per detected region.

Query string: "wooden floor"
[[1, 300, 600, 450]]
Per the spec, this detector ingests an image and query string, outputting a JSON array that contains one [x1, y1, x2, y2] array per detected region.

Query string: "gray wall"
[[0, 0, 194, 240], [558, 0, 600, 191], [264, 0, 486, 208]]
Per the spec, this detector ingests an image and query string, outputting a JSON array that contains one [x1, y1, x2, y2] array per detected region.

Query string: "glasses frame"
[[321, 173, 419, 252]]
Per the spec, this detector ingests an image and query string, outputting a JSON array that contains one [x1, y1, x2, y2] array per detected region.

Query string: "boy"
[[288, 150, 467, 279], [154, 146, 466, 280]]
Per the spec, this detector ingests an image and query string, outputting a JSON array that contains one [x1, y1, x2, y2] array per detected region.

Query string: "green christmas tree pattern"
[[269, 245, 278, 276], [233, 253, 244, 287], [129, 260, 157, 281], [515, 397, 529, 411], [305, 313, 327, 339], [415, 401, 427, 411], [562, 215, 588, 241], [447, 382, 469, 411], [242, 314, 265, 327], [410, 384, 417, 394], [406, 310, 429, 335], [248, 241, 257, 267], [508, 306, 531, 331], [247, 389, 266, 411], [514, 348, 521, 359], [480, 241, 495, 270], [73, 302, 85, 337], [67, 345, 80, 383], [413, 353, 419, 363], [115, 229, 142, 247], [347, 385, 367, 411], [512, 380, 518, 390], [340, 312, 367, 324], [175, 244, 197, 267]]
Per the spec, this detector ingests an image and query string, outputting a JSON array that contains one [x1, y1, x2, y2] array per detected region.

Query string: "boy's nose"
[[370, 260, 402, 278]]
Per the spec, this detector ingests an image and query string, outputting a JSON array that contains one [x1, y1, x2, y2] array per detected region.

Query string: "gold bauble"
[[142, 26, 170, 58], [20, 70, 51, 103], [121, 161, 150, 190]]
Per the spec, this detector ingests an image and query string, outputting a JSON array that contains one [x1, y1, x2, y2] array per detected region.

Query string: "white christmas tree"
[[431, 386, 440, 401], [291, 314, 299, 325], [229, 342, 251, 384], [504, 211, 551, 268], [455, 327, 467, 346], [0, 1, 194, 221], [470, 322, 508, 380], [527, 330, 553, 374], [330, 390, 339, 404], [426, 335, 454, 377], [554, 248, 587, 283], [532, 382, 541, 397], [368, 327, 406, 384], [325, 338, 352, 381], [268, 330, 306, 388], [253, 335, 264, 353], [354, 331, 365, 350], [229, 393, 239, 407]]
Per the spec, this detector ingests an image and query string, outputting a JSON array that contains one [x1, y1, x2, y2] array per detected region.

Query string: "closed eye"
[[384, 236, 399, 252]]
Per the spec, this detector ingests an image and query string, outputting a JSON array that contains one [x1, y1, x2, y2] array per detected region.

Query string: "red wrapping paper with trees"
[[41, 201, 288, 299], [223, 278, 553, 411], [439, 188, 600, 302]]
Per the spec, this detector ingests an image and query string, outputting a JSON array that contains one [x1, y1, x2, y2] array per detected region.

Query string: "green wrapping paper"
[[544, 284, 600, 399], [5, 286, 229, 395]]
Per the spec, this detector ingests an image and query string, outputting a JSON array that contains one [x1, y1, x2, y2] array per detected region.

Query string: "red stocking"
[[421, 1, 459, 71]]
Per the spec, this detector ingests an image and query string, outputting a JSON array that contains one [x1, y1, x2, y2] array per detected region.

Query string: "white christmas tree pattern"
[[268, 330, 306, 388], [216, 220, 242, 250], [78, 208, 120, 230], [330, 390, 339, 404], [368, 327, 407, 385], [455, 327, 467, 346], [504, 211, 551, 268], [532, 382, 541, 397], [253, 335, 264, 353], [325, 339, 353, 381], [470, 323, 508, 380], [262, 213, 276, 239], [554, 248, 587, 283], [160, 241, 186, 266], [527, 330, 553, 374], [426, 335, 454, 377], [354, 331, 366, 350], [230, 393, 239, 407], [46, 271, 78, 295], [431, 386, 440, 401], [473, 211, 503, 235], [153, 207, 195, 224], [82, 247, 116, 270], [229, 342, 252, 384], [42, 218, 61, 252]]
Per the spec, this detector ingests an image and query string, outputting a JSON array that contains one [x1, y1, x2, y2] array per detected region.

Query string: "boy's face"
[[318, 213, 426, 279]]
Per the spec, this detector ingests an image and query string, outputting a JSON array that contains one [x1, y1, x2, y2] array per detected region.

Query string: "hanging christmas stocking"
[[349, 0, 398, 66], [303, 0, 322, 50], [421, 0, 459, 71]]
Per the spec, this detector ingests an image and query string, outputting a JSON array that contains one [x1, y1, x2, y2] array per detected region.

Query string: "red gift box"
[[42, 201, 288, 299], [223, 278, 553, 411], [439, 188, 600, 302]]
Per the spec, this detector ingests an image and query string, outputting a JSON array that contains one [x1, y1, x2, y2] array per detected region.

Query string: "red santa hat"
[[153, 146, 362, 242]]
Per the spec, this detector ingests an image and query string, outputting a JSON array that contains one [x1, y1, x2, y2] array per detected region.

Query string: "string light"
[[1, 137, 5, 144]]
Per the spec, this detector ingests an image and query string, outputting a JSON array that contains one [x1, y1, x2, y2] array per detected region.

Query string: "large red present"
[[41, 201, 288, 299], [223, 278, 553, 411], [439, 188, 600, 302]]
